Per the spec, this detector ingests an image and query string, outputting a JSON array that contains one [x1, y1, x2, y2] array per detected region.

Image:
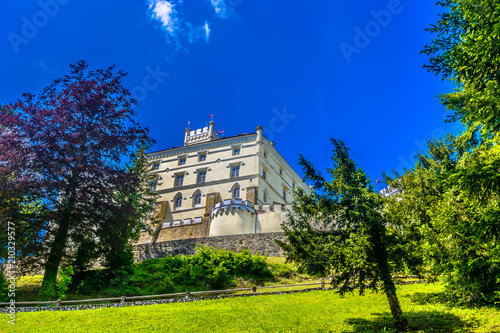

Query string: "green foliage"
[[278, 139, 409, 330], [422, 0, 500, 139], [56, 266, 74, 301], [74, 247, 273, 297], [385, 134, 500, 304], [0, 271, 8, 302]]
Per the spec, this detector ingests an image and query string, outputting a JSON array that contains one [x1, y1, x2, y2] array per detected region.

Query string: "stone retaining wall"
[[134, 232, 285, 262]]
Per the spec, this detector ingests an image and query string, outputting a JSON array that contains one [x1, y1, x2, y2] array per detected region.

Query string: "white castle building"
[[138, 121, 310, 244]]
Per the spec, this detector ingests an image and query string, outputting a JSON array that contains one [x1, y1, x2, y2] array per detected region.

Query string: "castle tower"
[[184, 121, 219, 146]]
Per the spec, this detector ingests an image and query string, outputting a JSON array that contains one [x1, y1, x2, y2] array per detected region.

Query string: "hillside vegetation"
[[13, 247, 309, 302]]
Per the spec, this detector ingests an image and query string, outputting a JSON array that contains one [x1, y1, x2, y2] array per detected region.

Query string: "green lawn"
[[2, 283, 499, 332]]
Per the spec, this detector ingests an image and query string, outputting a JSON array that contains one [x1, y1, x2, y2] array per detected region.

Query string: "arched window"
[[233, 185, 240, 199], [174, 194, 183, 210], [194, 191, 202, 207]]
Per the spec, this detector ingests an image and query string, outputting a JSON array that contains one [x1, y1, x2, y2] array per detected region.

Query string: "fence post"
[[56, 299, 61, 308], [321, 279, 325, 291], [185, 291, 190, 298], [252, 286, 256, 294], [121, 296, 126, 304]]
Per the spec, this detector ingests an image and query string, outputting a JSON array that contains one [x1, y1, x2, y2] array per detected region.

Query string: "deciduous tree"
[[0, 61, 155, 300]]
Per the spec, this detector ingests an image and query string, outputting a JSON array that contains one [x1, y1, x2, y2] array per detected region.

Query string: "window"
[[233, 147, 240, 155], [194, 192, 202, 207], [233, 186, 240, 199], [263, 150, 267, 158], [178, 157, 186, 165], [175, 195, 183, 210], [194, 217, 202, 224], [293, 182, 296, 190], [175, 174, 184, 187], [279, 168, 283, 176], [262, 168, 266, 180], [263, 189, 267, 203], [197, 171, 206, 184], [199, 153, 206, 162], [149, 180, 158, 191], [153, 162, 160, 170], [183, 218, 192, 225], [231, 165, 240, 178], [282, 189, 287, 200]]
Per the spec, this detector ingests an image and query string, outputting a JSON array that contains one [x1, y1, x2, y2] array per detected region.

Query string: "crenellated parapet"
[[210, 198, 256, 218], [184, 121, 220, 146]]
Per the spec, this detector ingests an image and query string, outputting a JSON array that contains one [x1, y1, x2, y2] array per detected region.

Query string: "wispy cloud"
[[147, 0, 209, 47], [187, 21, 211, 43], [211, 0, 242, 19], [211, 0, 229, 19], [148, 0, 179, 39]]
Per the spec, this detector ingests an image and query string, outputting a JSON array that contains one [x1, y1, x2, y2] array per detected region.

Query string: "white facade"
[[138, 122, 310, 244]]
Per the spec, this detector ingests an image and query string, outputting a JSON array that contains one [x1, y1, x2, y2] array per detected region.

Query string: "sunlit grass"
[[2, 283, 499, 332]]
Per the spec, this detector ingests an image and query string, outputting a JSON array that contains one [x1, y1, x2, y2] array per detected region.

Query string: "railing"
[[0, 280, 328, 308], [0, 275, 421, 308]]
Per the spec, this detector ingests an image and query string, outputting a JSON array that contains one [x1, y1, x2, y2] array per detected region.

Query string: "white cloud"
[[186, 21, 210, 43], [204, 22, 210, 41], [147, 1, 212, 47], [211, 0, 230, 19], [148, 0, 180, 39]]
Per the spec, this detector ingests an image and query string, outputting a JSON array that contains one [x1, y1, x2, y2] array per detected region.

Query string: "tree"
[[0, 61, 155, 300], [97, 146, 159, 278], [385, 134, 500, 304], [422, 0, 500, 140], [415, 0, 500, 303], [277, 139, 409, 331]]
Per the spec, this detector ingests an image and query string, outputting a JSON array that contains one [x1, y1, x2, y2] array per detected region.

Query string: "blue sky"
[[1, 0, 460, 188]]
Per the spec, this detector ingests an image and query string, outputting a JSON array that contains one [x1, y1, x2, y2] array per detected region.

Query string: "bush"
[[0, 271, 8, 302], [56, 266, 74, 300], [75, 247, 274, 297]]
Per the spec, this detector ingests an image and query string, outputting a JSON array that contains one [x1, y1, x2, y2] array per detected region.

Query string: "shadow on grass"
[[342, 310, 473, 333]]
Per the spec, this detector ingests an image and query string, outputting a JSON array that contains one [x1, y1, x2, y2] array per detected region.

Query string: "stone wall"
[[134, 232, 285, 262]]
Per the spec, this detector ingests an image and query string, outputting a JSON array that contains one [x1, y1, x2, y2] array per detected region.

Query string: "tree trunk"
[[371, 222, 408, 332], [383, 279, 408, 332], [38, 215, 71, 301]]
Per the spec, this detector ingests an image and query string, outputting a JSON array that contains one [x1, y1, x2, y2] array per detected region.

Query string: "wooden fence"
[[1, 275, 420, 308], [0, 281, 328, 308]]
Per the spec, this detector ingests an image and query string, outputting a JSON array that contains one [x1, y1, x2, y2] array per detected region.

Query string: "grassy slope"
[[2, 283, 500, 333]]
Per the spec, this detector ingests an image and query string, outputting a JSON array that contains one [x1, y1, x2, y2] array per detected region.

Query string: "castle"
[[136, 121, 310, 252]]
